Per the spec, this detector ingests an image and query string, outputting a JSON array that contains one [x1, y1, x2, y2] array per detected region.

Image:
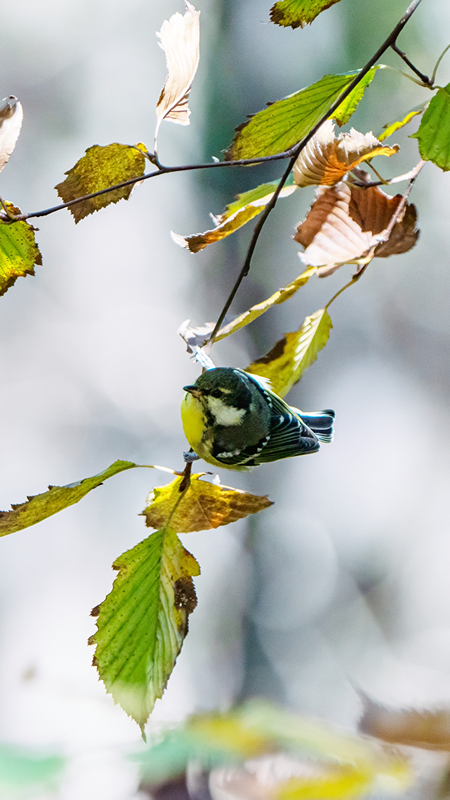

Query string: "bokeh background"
[[1, 0, 450, 797]]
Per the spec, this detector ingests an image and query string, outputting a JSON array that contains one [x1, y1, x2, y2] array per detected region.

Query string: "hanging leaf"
[[293, 120, 398, 187], [0, 95, 23, 173], [378, 106, 425, 142], [247, 309, 333, 397], [89, 525, 200, 732], [215, 267, 317, 342], [144, 474, 273, 533], [359, 693, 450, 751], [270, 0, 342, 29], [0, 460, 138, 536], [155, 2, 200, 147], [295, 179, 419, 276], [0, 203, 42, 296], [225, 69, 379, 160], [411, 83, 450, 170], [332, 68, 380, 127], [55, 143, 147, 222], [172, 179, 297, 253]]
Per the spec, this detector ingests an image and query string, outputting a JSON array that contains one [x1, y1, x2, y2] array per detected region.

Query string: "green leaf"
[[225, 70, 378, 160], [172, 179, 297, 253], [0, 744, 64, 793], [247, 308, 332, 397], [89, 525, 200, 732], [333, 67, 380, 127], [270, 0, 341, 29], [0, 460, 138, 536], [55, 143, 147, 222], [215, 267, 316, 342], [0, 204, 42, 296], [144, 474, 273, 532], [411, 84, 450, 170], [378, 106, 425, 142]]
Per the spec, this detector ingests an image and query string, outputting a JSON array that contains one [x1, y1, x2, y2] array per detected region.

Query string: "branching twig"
[[206, 0, 423, 348]]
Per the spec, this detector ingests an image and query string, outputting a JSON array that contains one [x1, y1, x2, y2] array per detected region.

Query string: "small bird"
[[181, 367, 335, 470]]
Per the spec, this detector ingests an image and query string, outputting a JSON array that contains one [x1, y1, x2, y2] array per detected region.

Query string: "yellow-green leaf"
[[0, 460, 138, 536], [89, 525, 200, 731], [247, 309, 332, 397], [172, 180, 297, 253], [215, 267, 316, 342], [225, 70, 378, 161], [378, 106, 425, 142], [333, 67, 380, 127], [411, 84, 450, 170], [144, 474, 273, 533], [55, 143, 147, 222], [270, 0, 341, 28], [0, 203, 42, 296]]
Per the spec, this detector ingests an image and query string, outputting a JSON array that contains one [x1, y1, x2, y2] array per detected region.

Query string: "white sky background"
[[1, 1, 450, 798]]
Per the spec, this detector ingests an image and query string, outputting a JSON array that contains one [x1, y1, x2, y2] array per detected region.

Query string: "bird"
[[181, 367, 335, 470]]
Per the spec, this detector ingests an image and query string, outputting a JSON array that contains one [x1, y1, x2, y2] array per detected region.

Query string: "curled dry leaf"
[[295, 178, 419, 276], [359, 692, 450, 752], [0, 96, 23, 174], [155, 2, 200, 145], [293, 120, 399, 188]]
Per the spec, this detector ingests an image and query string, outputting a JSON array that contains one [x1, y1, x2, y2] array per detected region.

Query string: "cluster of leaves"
[[1, 0, 450, 743]]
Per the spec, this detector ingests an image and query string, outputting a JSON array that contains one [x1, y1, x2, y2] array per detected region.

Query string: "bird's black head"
[[183, 368, 253, 409]]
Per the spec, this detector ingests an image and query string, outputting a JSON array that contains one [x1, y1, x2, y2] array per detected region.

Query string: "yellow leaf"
[[143, 474, 273, 533], [215, 267, 316, 342]]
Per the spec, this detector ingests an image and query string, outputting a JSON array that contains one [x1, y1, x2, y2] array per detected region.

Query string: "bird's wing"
[[253, 392, 320, 463]]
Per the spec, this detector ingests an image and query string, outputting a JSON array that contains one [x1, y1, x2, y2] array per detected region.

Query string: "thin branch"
[[207, 0, 423, 348], [391, 43, 432, 87]]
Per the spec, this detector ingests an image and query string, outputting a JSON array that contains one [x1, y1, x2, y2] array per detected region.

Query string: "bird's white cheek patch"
[[207, 397, 246, 426]]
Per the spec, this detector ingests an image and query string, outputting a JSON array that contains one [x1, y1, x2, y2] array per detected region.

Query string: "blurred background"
[[1, 0, 450, 797]]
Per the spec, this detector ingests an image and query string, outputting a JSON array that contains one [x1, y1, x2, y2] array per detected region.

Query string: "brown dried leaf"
[[359, 693, 450, 752], [144, 474, 273, 533], [293, 120, 399, 188], [295, 181, 419, 276], [155, 2, 200, 145]]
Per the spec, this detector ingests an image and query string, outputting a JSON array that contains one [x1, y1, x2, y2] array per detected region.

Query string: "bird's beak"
[[183, 384, 203, 398]]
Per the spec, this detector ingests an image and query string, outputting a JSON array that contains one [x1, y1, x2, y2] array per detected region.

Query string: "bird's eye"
[[210, 388, 222, 398]]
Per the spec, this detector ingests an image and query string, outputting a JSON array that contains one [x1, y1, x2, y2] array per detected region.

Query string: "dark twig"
[[206, 0, 423, 348], [391, 43, 432, 87]]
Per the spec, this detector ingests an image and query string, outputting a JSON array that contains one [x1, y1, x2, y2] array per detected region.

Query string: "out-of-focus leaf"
[[215, 267, 316, 342], [172, 180, 297, 253], [0, 460, 138, 536], [0, 96, 23, 173], [133, 701, 410, 794], [378, 107, 425, 142], [270, 0, 341, 28], [293, 120, 398, 187], [0, 203, 42, 296], [247, 309, 332, 397], [155, 2, 200, 144], [144, 474, 273, 533], [411, 83, 450, 169], [0, 744, 64, 793], [359, 692, 450, 751], [295, 180, 419, 275], [55, 143, 147, 222], [333, 68, 380, 127], [225, 70, 378, 160], [89, 525, 200, 732]]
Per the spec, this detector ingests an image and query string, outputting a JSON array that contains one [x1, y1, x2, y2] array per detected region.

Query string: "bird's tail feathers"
[[298, 409, 335, 443]]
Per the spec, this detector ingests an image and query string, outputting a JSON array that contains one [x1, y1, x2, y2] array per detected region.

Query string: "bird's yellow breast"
[[181, 392, 205, 451]]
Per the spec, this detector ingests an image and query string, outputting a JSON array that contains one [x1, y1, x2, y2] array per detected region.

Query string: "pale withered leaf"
[[0, 96, 23, 174], [295, 180, 419, 276], [359, 692, 450, 752], [155, 2, 200, 146], [293, 120, 398, 187]]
